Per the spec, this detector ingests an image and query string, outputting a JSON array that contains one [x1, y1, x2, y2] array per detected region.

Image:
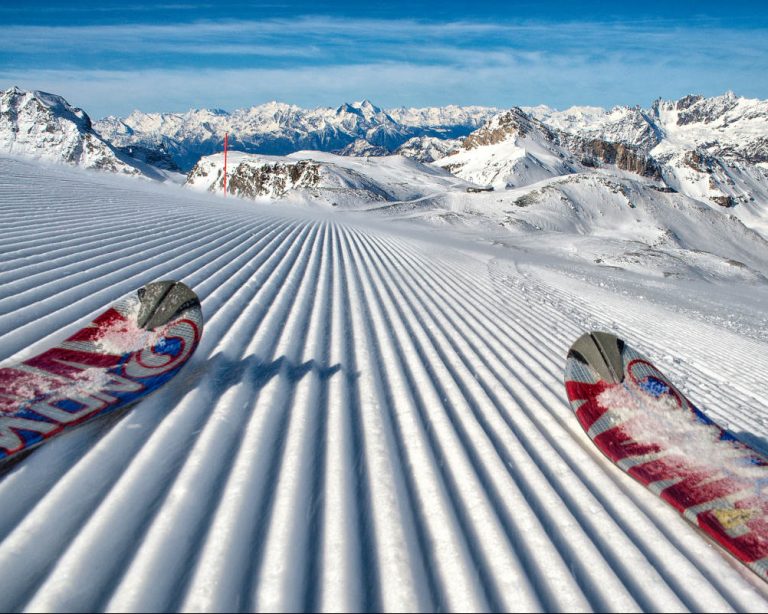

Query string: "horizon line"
[[1, 84, 755, 119]]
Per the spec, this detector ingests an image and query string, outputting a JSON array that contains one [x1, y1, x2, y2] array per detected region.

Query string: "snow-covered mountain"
[[532, 93, 768, 164], [334, 138, 390, 157], [433, 106, 660, 190], [437, 107, 659, 188], [94, 100, 498, 171], [527, 103, 662, 154], [395, 135, 463, 163], [434, 94, 768, 227], [5, 86, 767, 248], [526, 93, 768, 163], [186, 150, 473, 207], [0, 87, 166, 180], [434, 108, 578, 188]]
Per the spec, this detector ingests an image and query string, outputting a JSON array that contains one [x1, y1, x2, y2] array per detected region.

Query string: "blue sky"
[[1, 1, 767, 117]]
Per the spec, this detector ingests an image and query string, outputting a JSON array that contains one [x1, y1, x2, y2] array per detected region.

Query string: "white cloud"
[[3, 17, 766, 61], [1, 16, 766, 115]]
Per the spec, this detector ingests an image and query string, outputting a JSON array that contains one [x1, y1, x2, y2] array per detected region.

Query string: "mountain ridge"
[[95, 99, 499, 171], [0, 86, 169, 180], [2, 86, 766, 238]]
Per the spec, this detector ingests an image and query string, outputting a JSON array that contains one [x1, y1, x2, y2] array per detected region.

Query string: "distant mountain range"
[[94, 100, 498, 171], [2, 86, 767, 239]]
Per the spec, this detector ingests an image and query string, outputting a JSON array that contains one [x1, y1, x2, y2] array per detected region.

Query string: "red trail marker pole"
[[223, 132, 228, 197]]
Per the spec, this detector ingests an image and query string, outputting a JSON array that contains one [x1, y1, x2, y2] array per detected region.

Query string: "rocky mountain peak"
[[675, 93, 741, 126], [462, 107, 556, 150], [2, 87, 92, 132], [675, 94, 704, 111], [335, 102, 358, 116], [0, 87, 162, 179], [356, 99, 382, 113], [335, 100, 390, 124]]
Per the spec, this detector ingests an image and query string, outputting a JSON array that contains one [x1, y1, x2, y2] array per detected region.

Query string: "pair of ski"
[[1, 282, 766, 583]]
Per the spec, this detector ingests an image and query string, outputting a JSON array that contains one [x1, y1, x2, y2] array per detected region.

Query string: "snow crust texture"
[[1, 156, 768, 611]]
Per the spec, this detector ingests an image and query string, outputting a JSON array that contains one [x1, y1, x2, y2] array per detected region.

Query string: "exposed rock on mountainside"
[[461, 108, 558, 149], [186, 152, 393, 204], [185, 150, 473, 206], [0, 87, 162, 179], [573, 139, 661, 179], [223, 159, 323, 199]]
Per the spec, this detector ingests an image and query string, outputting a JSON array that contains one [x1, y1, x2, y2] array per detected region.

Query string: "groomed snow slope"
[[1, 156, 768, 612]]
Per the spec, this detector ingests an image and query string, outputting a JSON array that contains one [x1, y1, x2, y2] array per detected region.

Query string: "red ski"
[[0, 280, 203, 463], [565, 332, 768, 581]]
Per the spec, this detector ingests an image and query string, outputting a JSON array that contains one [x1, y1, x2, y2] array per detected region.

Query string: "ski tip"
[[136, 280, 201, 330], [567, 331, 626, 384]]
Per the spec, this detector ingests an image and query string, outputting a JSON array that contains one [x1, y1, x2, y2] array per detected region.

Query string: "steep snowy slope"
[[0, 87, 166, 180], [2, 155, 768, 612]]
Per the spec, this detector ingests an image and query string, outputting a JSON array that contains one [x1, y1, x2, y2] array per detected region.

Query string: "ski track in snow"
[[1, 156, 768, 612]]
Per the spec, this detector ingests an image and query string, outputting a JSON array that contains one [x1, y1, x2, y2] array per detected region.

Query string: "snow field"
[[1, 156, 768, 612]]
